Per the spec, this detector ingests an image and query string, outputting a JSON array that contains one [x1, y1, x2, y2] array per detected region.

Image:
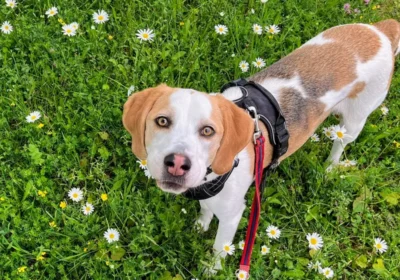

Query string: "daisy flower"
[[137, 159, 147, 169], [144, 168, 153, 178], [266, 24, 280, 34], [307, 261, 322, 271], [70, 22, 79, 31], [5, 0, 17, 8], [45, 7, 58, 17], [306, 232, 323, 250], [82, 202, 94, 215], [136, 29, 155, 42], [261, 245, 270, 255], [339, 159, 357, 167], [93, 10, 109, 24], [181, 208, 187, 214], [381, 106, 389, 115], [320, 267, 334, 279], [310, 133, 320, 142], [266, 225, 281, 239], [239, 60, 249, 73], [251, 8, 255, 14], [332, 125, 350, 142], [238, 240, 245, 250], [236, 270, 248, 280], [62, 24, 76, 36], [261, 0, 268, 3], [219, 12, 225, 16], [222, 241, 235, 255], [1, 21, 13, 34], [104, 228, 120, 243], [26, 111, 41, 123], [374, 237, 388, 254], [215, 24, 228, 35], [127, 85, 135, 96], [68, 187, 83, 202], [323, 126, 335, 139], [252, 24, 262, 35], [252, 57, 266, 69]]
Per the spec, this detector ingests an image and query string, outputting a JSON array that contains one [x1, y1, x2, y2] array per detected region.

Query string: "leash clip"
[[247, 106, 261, 144]]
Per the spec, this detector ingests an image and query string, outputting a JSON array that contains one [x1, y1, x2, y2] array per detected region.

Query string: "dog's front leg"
[[211, 202, 246, 270]]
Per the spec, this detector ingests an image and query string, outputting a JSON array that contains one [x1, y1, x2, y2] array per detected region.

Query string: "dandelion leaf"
[[111, 247, 126, 261], [355, 254, 368, 268]]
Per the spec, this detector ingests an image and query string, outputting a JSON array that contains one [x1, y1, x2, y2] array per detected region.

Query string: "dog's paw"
[[195, 218, 210, 232]]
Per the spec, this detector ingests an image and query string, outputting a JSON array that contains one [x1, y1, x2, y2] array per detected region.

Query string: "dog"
[[123, 19, 400, 271]]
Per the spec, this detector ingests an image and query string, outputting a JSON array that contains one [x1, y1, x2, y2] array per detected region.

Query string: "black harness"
[[182, 78, 289, 200]]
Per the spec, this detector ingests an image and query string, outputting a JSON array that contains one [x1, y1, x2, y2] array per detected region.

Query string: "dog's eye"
[[155, 117, 170, 127], [200, 126, 215, 137]]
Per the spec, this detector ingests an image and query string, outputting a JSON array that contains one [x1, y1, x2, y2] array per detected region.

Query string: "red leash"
[[238, 135, 265, 278]]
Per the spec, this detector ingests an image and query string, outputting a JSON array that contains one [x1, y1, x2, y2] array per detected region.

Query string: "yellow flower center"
[[31, 115, 37, 120], [270, 230, 276, 235], [269, 28, 274, 33], [85, 206, 91, 211], [50, 11, 55, 15], [67, 29, 72, 33], [143, 33, 149, 39], [98, 15, 104, 21], [219, 27, 224, 32], [239, 272, 245, 279], [109, 233, 115, 239], [310, 238, 317, 245], [337, 131, 344, 138], [262, 247, 267, 252], [5, 26, 9, 30], [73, 193, 78, 198], [141, 160, 147, 165], [376, 243, 382, 249], [257, 61, 261, 65], [224, 245, 230, 251], [325, 270, 330, 275]]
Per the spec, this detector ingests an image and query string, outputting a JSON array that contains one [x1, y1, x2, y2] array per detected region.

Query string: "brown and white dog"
[[123, 19, 400, 270]]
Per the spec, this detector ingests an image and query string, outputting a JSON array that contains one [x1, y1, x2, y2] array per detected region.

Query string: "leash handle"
[[239, 135, 265, 277]]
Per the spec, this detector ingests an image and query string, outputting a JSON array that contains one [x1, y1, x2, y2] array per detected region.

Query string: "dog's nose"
[[164, 154, 191, 176]]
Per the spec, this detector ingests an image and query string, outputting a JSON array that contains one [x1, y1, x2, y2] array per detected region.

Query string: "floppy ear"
[[211, 95, 254, 175], [122, 84, 171, 159]]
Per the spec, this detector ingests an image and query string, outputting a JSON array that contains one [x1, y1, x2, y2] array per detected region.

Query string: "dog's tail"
[[374, 19, 400, 56]]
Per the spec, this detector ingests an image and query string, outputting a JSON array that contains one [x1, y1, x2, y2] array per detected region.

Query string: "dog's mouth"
[[156, 180, 188, 194]]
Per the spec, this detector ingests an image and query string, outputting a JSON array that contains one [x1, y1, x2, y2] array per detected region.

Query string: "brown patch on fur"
[[348, 82, 366, 99], [251, 24, 382, 97], [122, 84, 175, 159], [374, 19, 400, 53], [209, 95, 254, 175], [323, 24, 381, 62]]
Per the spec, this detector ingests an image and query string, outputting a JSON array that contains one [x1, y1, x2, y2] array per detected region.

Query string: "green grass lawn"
[[1, 0, 400, 279]]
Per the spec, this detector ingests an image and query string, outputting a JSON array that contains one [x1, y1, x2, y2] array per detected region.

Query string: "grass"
[[1, 0, 400, 279]]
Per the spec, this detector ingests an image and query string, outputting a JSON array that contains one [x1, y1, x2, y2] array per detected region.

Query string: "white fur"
[[303, 32, 334, 46]]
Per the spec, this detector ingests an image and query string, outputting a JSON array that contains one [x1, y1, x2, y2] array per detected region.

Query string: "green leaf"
[[380, 192, 400, 206], [373, 259, 385, 270], [111, 247, 126, 261], [171, 51, 186, 61], [98, 132, 109, 140], [283, 269, 305, 278], [355, 254, 368, 268], [172, 275, 183, 280], [28, 144, 44, 165]]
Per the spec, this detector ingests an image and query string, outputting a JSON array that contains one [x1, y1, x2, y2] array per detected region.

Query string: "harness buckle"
[[247, 106, 261, 144]]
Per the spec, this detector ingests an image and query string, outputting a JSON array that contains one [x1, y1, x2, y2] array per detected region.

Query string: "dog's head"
[[122, 84, 254, 194]]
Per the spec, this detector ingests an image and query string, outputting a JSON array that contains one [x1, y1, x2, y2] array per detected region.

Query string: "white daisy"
[[215, 24, 228, 35], [127, 85, 135, 96], [310, 133, 320, 142], [68, 187, 83, 202], [45, 7, 58, 17], [144, 168, 153, 179], [70, 22, 79, 31], [93, 10, 109, 24], [239, 60, 249, 73], [306, 232, 324, 250], [5, 0, 17, 9], [238, 240, 245, 250], [380, 106, 389, 115], [104, 228, 120, 243], [339, 159, 357, 167], [252, 57, 266, 69], [332, 125, 351, 142], [266, 24, 280, 34], [236, 270, 248, 279], [251, 8, 255, 14], [252, 24, 262, 35], [320, 267, 334, 279], [323, 126, 335, 139], [374, 237, 388, 254], [261, 0, 268, 3], [82, 202, 94, 215], [26, 111, 41, 123], [137, 159, 147, 169], [307, 261, 322, 271], [136, 29, 155, 42], [266, 225, 281, 239], [222, 242, 235, 255], [261, 245, 270, 255], [62, 24, 76, 36], [181, 208, 187, 214], [1, 21, 13, 34], [219, 12, 225, 16]]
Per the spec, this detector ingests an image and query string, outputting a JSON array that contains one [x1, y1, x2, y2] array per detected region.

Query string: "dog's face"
[[122, 84, 254, 194]]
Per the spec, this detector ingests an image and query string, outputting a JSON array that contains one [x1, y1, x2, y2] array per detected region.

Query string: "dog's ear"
[[122, 84, 171, 159], [211, 95, 254, 175]]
